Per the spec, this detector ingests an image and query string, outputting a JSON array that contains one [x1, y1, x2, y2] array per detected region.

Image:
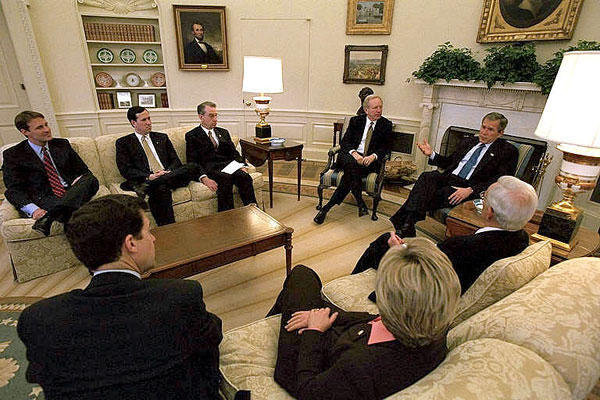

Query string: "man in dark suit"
[[116, 106, 200, 226], [390, 112, 518, 237], [2, 111, 99, 236], [267, 237, 460, 399], [186, 101, 257, 212], [314, 95, 392, 224], [183, 22, 221, 64], [354, 176, 537, 298], [17, 194, 222, 399]]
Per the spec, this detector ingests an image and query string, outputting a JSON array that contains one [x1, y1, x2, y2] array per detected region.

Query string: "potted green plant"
[[534, 40, 600, 95], [412, 42, 483, 84], [481, 42, 540, 88]]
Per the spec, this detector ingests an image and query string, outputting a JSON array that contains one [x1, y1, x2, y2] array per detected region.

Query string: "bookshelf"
[[79, 12, 169, 110]]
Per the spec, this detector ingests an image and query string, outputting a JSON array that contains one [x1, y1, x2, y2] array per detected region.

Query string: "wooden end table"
[[240, 139, 303, 208], [445, 201, 600, 265], [145, 205, 294, 279]]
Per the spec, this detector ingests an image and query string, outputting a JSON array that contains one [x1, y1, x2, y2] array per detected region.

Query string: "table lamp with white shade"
[[242, 56, 284, 138], [532, 51, 600, 251]]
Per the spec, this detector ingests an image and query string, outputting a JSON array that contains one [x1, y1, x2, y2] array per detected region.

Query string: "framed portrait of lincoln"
[[174, 5, 229, 70]]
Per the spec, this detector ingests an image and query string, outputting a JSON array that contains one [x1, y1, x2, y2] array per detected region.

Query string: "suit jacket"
[[358, 229, 529, 299], [17, 272, 223, 400], [115, 132, 184, 187], [2, 138, 90, 209], [185, 126, 243, 173], [340, 114, 392, 162], [438, 229, 530, 293], [289, 314, 446, 399], [183, 40, 221, 64], [430, 136, 519, 195]]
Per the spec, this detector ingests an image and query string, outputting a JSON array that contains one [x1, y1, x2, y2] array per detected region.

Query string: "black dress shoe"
[[132, 182, 149, 200], [397, 222, 417, 238], [313, 209, 328, 224], [32, 215, 53, 237], [358, 203, 369, 217]]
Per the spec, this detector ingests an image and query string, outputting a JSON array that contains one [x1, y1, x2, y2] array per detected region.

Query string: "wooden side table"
[[445, 201, 600, 265], [240, 139, 304, 208]]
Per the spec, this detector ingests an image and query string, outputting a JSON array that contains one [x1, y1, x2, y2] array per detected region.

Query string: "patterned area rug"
[[0, 297, 44, 399]]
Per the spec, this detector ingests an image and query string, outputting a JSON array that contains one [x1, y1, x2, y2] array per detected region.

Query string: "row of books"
[[97, 92, 169, 109], [97, 93, 114, 110], [84, 22, 155, 42]]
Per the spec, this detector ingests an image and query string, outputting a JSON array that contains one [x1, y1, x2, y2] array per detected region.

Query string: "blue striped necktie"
[[457, 143, 485, 179]]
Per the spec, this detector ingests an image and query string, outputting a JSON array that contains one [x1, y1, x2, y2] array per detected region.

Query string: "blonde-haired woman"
[[267, 237, 460, 400]]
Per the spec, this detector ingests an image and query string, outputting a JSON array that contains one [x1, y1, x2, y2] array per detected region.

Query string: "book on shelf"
[[97, 92, 114, 110], [160, 93, 169, 108]]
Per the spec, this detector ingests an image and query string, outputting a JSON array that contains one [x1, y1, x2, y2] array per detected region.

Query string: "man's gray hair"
[[486, 175, 538, 230], [376, 237, 461, 348], [197, 101, 217, 115], [362, 94, 383, 110]]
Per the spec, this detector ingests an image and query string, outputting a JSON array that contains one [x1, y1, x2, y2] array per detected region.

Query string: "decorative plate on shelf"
[[143, 49, 159, 64], [119, 48, 136, 64], [95, 72, 114, 88], [150, 72, 166, 87], [124, 72, 142, 87], [96, 48, 114, 63]]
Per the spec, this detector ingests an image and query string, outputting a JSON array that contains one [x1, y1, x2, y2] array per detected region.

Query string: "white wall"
[[6, 0, 600, 161]]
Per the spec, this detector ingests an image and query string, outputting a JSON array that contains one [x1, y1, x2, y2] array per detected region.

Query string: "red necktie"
[[42, 146, 66, 198]]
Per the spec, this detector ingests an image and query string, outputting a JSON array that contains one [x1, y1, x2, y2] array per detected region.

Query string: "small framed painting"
[[116, 91, 132, 109], [138, 94, 156, 108], [346, 0, 395, 35], [343, 45, 388, 85]]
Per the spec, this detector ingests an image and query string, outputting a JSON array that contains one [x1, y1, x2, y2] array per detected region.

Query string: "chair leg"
[[371, 194, 380, 221], [316, 184, 325, 210]]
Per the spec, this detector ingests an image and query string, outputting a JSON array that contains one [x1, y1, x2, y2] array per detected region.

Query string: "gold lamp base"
[[533, 144, 600, 252], [253, 96, 272, 138]]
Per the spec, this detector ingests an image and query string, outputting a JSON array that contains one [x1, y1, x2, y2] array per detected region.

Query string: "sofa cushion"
[[0, 185, 110, 241], [451, 239, 551, 328], [321, 269, 378, 314], [95, 133, 126, 185], [219, 315, 291, 400], [448, 258, 600, 399], [163, 126, 193, 163], [390, 338, 570, 399], [68, 137, 107, 186]]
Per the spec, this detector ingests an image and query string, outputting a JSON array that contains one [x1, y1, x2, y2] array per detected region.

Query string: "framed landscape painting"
[[477, 0, 584, 43], [346, 0, 395, 34], [343, 45, 388, 85], [173, 5, 229, 70]]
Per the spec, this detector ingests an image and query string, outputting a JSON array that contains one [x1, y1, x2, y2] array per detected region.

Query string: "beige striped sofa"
[[0, 127, 263, 282], [219, 243, 600, 399]]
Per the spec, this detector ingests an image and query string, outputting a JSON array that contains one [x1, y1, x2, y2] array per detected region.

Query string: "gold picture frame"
[[173, 5, 229, 70], [346, 0, 395, 35], [343, 45, 388, 85], [477, 0, 584, 43]]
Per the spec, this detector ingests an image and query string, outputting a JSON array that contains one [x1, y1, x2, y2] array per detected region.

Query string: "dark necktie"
[[457, 143, 485, 179], [208, 130, 218, 149], [42, 146, 66, 198], [364, 122, 374, 154]]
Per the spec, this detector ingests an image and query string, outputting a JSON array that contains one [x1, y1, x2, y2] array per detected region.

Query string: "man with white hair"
[[353, 176, 538, 296]]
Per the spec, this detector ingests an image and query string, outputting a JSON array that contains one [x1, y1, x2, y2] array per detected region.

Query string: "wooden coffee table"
[[445, 201, 600, 265], [144, 205, 294, 279]]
